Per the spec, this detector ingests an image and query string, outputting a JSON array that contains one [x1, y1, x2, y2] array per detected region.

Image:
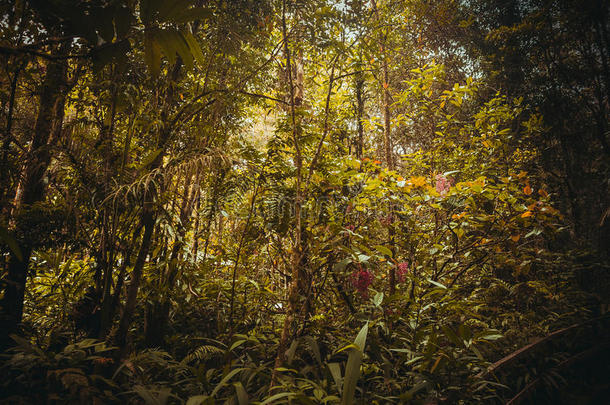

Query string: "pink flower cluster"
[[435, 174, 451, 196], [397, 261, 409, 283], [351, 267, 374, 297]]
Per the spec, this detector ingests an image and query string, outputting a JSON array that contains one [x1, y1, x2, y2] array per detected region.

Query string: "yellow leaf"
[[511, 234, 521, 242], [521, 211, 532, 218], [523, 185, 532, 195], [482, 140, 491, 148], [517, 171, 527, 179], [408, 176, 427, 187]]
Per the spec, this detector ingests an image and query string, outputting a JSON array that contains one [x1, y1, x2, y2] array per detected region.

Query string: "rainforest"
[[0, 0, 609, 403]]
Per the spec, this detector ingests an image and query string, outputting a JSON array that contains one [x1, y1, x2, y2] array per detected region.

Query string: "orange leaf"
[[511, 234, 521, 242], [382, 82, 389, 89], [538, 189, 548, 198], [373, 160, 382, 165], [521, 211, 532, 218], [523, 185, 532, 195], [430, 356, 442, 373]]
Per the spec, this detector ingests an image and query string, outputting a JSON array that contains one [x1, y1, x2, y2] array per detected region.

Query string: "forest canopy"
[[0, 0, 609, 404]]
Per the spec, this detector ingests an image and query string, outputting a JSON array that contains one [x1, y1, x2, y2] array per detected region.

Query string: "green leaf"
[[260, 392, 296, 404], [480, 334, 503, 341], [182, 30, 205, 66], [333, 258, 351, 273], [144, 31, 161, 77], [233, 382, 249, 405], [327, 363, 342, 392], [158, 0, 193, 22], [229, 339, 246, 352], [357, 254, 370, 263], [186, 395, 211, 405], [373, 292, 384, 307], [155, 29, 179, 65], [400, 380, 429, 401], [285, 339, 298, 364], [341, 323, 368, 405], [441, 325, 463, 347], [427, 278, 447, 289], [133, 385, 170, 405], [373, 245, 392, 257], [335, 343, 358, 355], [470, 344, 485, 361], [139, 148, 163, 170], [305, 336, 322, 365], [211, 368, 245, 397], [153, 28, 197, 70], [174, 30, 195, 69]]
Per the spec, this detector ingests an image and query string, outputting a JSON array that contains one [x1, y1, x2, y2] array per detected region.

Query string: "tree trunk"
[[0, 62, 24, 213], [0, 52, 69, 351]]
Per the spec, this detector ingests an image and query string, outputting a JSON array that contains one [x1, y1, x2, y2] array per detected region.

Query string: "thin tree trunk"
[[354, 70, 365, 159], [94, 78, 119, 337], [144, 169, 198, 347], [99, 224, 141, 339], [229, 178, 261, 334], [112, 198, 157, 353], [372, 0, 396, 294], [112, 61, 181, 356], [271, 0, 304, 388]]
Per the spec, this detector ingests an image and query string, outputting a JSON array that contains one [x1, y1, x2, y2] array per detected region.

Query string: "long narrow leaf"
[[341, 323, 368, 405]]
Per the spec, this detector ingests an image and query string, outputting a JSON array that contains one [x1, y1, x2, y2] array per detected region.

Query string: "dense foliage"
[[0, 0, 608, 404]]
